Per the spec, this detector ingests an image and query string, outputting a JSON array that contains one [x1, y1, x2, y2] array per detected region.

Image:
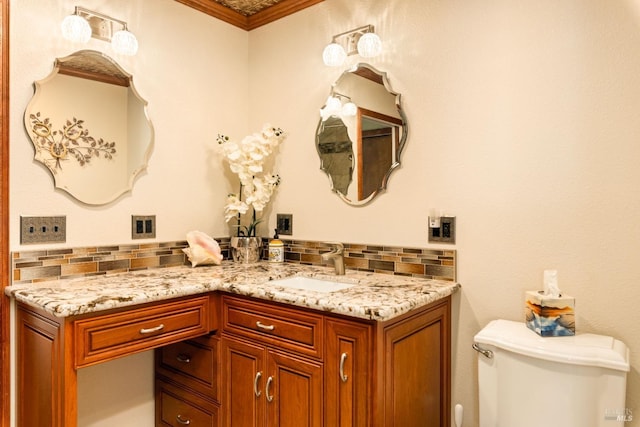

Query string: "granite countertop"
[[5, 261, 460, 321]]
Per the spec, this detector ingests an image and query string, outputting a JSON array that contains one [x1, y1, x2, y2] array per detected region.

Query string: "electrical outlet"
[[276, 213, 293, 235], [131, 215, 156, 239], [428, 216, 455, 244], [20, 216, 66, 244]]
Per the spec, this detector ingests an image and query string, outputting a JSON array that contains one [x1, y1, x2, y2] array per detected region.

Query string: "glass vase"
[[230, 236, 262, 263]]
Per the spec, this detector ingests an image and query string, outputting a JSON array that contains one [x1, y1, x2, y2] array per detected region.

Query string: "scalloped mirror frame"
[[316, 63, 408, 206], [24, 50, 154, 205]]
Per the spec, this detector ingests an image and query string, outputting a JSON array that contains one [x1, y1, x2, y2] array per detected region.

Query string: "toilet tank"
[[474, 319, 629, 427]]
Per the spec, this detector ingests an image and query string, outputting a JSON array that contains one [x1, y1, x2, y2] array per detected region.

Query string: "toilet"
[[473, 319, 630, 427]]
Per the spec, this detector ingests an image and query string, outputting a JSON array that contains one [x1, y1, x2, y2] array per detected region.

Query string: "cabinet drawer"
[[222, 295, 323, 358], [75, 296, 210, 368], [157, 334, 219, 400], [157, 380, 219, 426]]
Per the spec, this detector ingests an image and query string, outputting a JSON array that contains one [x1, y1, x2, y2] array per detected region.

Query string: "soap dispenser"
[[268, 229, 284, 263]]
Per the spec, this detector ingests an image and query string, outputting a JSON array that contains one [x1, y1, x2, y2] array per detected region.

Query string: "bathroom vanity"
[[8, 262, 459, 427]]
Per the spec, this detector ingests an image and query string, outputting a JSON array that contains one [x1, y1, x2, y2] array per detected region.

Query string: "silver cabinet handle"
[[254, 371, 262, 397], [266, 376, 274, 402], [339, 352, 349, 383], [139, 324, 164, 334], [256, 321, 275, 331], [176, 354, 191, 363], [176, 414, 191, 425]]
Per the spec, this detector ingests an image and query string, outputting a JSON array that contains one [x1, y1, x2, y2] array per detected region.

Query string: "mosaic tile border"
[[280, 240, 456, 281], [11, 238, 456, 285]]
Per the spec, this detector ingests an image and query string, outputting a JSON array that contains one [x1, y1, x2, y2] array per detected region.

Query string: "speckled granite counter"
[[5, 261, 460, 321]]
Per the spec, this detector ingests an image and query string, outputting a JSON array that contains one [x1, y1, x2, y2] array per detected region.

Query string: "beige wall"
[[251, 0, 640, 425], [10, 0, 248, 249], [10, 0, 249, 425], [9, 0, 640, 426]]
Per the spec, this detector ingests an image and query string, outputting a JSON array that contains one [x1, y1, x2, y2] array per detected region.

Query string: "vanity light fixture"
[[322, 25, 382, 67], [320, 93, 357, 121], [61, 6, 139, 56]]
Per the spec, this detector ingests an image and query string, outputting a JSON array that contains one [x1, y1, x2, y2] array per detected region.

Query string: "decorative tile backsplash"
[[11, 238, 456, 285]]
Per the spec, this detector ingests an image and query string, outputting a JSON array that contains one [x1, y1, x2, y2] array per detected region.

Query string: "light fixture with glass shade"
[[356, 32, 382, 58], [320, 93, 357, 121], [322, 25, 382, 67], [61, 6, 139, 56], [61, 9, 92, 43]]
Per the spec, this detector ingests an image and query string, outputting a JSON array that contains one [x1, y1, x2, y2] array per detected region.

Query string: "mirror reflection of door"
[[316, 63, 407, 205], [357, 108, 402, 201]]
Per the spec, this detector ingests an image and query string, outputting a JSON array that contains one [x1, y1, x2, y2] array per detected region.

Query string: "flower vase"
[[230, 236, 262, 263]]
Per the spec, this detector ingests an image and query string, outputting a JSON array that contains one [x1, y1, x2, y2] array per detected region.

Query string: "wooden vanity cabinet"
[[215, 294, 451, 427], [220, 295, 324, 427], [15, 294, 212, 427], [324, 298, 450, 427]]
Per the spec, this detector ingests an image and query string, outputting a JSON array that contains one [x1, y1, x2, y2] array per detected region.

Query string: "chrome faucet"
[[321, 242, 345, 275]]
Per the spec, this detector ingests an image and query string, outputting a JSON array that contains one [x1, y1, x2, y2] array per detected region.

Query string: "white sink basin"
[[269, 276, 355, 293]]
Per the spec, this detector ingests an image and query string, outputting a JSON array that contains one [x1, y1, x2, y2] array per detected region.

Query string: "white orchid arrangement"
[[217, 124, 286, 237]]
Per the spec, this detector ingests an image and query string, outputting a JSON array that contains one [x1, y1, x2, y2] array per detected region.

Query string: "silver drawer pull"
[[256, 321, 275, 331], [339, 352, 349, 383], [176, 354, 191, 363], [139, 324, 165, 334], [472, 343, 493, 359], [176, 414, 191, 425], [266, 376, 274, 402], [254, 371, 262, 397]]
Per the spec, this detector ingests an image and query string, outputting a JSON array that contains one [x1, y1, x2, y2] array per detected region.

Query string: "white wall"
[[250, 0, 640, 425], [10, 0, 640, 426]]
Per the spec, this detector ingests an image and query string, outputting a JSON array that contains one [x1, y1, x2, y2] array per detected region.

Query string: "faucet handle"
[[324, 241, 344, 252]]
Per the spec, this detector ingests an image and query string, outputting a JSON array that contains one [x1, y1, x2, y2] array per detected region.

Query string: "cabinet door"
[[265, 350, 323, 427], [325, 319, 372, 427], [382, 302, 450, 427], [221, 336, 266, 427]]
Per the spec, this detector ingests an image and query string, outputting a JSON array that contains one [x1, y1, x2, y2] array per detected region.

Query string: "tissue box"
[[525, 290, 575, 336]]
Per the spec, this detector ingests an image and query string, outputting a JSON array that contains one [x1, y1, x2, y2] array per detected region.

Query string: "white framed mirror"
[[24, 50, 154, 205], [316, 63, 407, 205]]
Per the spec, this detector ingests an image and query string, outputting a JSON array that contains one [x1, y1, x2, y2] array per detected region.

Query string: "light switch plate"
[[428, 216, 455, 244], [276, 213, 293, 235], [131, 215, 156, 239], [20, 216, 66, 244]]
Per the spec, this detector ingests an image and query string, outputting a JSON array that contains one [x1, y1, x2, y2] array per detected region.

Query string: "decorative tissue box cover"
[[525, 290, 575, 336]]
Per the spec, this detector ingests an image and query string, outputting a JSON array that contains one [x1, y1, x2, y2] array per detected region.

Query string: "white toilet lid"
[[474, 319, 629, 372]]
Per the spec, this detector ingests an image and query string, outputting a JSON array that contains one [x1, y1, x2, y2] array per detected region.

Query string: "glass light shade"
[[112, 30, 139, 56], [322, 43, 347, 67], [357, 32, 382, 58], [341, 102, 357, 117], [320, 96, 342, 120], [61, 14, 91, 43], [325, 96, 342, 115]]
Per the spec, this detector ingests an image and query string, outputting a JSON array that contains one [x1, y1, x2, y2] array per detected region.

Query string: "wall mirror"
[[24, 50, 154, 205], [316, 63, 407, 205]]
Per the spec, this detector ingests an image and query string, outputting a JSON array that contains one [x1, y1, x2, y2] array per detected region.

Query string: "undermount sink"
[[269, 276, 355, 293]]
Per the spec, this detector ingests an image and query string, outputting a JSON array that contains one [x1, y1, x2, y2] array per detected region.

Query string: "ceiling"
[[175, 0, 324, 31]]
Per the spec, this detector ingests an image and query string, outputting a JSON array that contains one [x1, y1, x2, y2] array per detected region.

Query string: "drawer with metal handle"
[[222, 295, 323, 358], [75, 295, 211, 368]]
